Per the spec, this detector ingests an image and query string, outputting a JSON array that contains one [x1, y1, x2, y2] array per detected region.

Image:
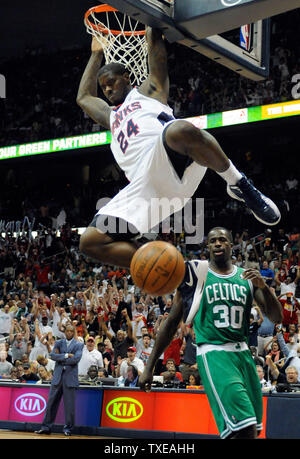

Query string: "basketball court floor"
[[0, 429, 122, 439]]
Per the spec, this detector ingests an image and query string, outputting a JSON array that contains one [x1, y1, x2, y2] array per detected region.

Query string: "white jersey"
[[97, 88, 207, 234], [110, 87, 174, 182]]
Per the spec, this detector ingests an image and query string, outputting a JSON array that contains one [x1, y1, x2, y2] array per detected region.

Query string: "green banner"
[[0, 131, 111, 160], [1, 100, 299, 161]]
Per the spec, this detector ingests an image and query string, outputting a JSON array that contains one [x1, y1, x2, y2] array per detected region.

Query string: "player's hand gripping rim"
[[91, 35, 112, 53]]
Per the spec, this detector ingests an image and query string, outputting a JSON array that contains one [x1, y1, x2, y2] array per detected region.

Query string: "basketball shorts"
[[92, 120, 207, 238], [196, 342, 263, 439]]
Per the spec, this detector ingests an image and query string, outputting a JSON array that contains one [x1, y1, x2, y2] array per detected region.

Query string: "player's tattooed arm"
[[139, 27, 169, 104], [243, 268, 283, 324], [77, 37, 111, 129]]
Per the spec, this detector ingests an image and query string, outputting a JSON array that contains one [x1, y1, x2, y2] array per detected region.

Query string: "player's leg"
[[164, 119, 231, 173], [80, 130, 204, 268], [227, 424, 257, 439], [196, 347, 260, 439], [228, 352, 263, 439], [242, 349, 264, 437], [164, 120, 281, 226], [79, 215, 139, 268]]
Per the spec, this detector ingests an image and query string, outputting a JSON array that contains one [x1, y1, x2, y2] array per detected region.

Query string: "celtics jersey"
[[178, 260, 254, 345]]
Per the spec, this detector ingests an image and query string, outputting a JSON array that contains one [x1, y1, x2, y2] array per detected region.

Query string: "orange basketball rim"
[[84, 4, 146, 36]]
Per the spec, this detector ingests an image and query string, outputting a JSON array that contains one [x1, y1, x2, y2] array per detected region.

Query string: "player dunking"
[[139, 227, 283, 439], [77, 28, 281, 269]]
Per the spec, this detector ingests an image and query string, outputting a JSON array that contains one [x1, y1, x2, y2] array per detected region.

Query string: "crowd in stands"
[[0, 10, 299, 147], [168, 13, 300, 119], [0, 221, 299, 391], [0, 144, 298, 240]]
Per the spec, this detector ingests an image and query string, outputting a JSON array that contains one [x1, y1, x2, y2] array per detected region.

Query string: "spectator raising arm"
[[99, 316, 113, 341], [124, 310, 133, 341], [132, 317, 144, 344], [9, 319, 20, 344], [253, 305, 264, 326], [265, 354, 280, 382], [19, 317, 30, 342]]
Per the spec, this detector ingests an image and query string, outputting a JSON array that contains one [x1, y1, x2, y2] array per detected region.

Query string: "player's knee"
[[79, 227, 106, 256], [79, 231, 92, 256], [164, 120, 204, 156]]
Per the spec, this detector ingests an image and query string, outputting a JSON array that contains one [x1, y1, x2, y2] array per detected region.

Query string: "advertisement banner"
[[189, 115, 208, 130], [0, 385, 268, 437], [101, 390, 219, 434], [261, 100, 300, 119], [1, 100, 300, 161], [151, 391, 219, 435], [0, 386, 103, 426], [222, 108, 248, 126], [101, 389, 267, 438], [0, 132, 111, 161], [103, 391, 155, 430], [6, 387, 49, 422], [0, 386, 12, 420]]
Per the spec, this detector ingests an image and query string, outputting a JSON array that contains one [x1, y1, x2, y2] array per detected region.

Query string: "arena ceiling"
[[1, 0, 99, 58]]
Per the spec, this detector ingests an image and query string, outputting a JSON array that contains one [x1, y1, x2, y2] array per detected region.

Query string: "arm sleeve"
[[64, 343, 84, 366]]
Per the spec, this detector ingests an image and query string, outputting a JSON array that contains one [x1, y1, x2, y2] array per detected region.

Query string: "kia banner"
[[101, 390, 219, 433], [14, 391, 47, 419], [101, 390, 267, 437], [0, 385, 267, 437], [0, 386, 103, 426]]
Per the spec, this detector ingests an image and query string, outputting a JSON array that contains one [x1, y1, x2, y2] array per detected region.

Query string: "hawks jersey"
[[178, 261, 254, 345], [109, 87, 175, 182]]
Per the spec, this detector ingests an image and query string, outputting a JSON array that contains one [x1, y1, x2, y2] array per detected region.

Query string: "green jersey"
[[179, 261, 262, 439], [179, 261, 254, 345]]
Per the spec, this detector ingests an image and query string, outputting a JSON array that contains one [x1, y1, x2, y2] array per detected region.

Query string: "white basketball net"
[[84, 6, 148, 86]]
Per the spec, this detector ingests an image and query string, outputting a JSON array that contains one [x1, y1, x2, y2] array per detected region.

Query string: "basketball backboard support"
[[103, 0, 300, 81], [179, 18, 271, 81]]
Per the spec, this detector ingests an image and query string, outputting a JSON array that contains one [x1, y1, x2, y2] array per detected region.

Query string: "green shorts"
[[196, 342, 263, 439]]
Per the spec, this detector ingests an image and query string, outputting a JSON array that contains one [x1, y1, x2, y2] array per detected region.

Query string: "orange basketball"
[[130, 241, 186, 296]]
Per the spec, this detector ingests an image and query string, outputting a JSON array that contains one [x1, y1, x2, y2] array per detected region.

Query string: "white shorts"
[[96, 121, 207, 235]]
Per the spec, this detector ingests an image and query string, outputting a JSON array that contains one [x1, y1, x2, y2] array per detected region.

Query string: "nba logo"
[[240, 24, 252, 52]]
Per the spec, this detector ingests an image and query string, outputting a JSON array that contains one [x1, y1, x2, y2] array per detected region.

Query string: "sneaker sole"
[[227, 186, 281, 226], [227, 185, 244, 202]]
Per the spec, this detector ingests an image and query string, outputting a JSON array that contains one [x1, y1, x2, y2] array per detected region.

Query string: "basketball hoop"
[[84, 4, 148, 86]]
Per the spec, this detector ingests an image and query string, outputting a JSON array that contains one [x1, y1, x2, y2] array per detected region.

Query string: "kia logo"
[[14, 393, 47, 417], [221, 0, 243, 6], [106, 397, 143, 423]]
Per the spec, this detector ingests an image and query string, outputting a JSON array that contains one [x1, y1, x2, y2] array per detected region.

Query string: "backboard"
[[103, 0, 300, 80]]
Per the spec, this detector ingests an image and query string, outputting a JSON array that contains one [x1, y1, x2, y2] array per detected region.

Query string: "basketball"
[[130, 241, 186, 295]]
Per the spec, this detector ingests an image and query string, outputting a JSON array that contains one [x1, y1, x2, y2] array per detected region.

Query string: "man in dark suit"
[[35, 324, 84, 436]]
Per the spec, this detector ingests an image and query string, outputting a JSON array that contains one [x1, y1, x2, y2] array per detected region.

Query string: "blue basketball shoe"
[[227, 174, 281, 226]]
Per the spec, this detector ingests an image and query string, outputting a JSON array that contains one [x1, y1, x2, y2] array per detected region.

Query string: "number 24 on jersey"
[[117, 119, 139, 154]]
